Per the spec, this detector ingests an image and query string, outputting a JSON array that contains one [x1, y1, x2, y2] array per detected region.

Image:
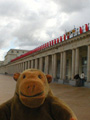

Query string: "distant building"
[[0, 61, 4, 66], [4, 49, 29, 65]]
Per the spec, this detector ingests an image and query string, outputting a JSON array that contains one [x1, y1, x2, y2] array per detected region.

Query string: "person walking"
[[74, 74, 81, 87], [80, 72, 85, 86]]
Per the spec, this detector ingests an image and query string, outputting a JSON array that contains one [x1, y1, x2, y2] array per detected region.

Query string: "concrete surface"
[[0, 74, 90, 120]]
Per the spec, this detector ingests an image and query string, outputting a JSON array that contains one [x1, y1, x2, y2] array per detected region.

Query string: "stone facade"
[[0, 61, 4, 66], [0, 31, 90, 88], [3, 49, 29, 65]]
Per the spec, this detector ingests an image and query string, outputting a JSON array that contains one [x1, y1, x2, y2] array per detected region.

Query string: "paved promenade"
[[0, 74, 90, 120]]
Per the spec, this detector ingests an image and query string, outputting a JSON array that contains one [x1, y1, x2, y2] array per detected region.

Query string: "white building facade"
[[3, 49, 29, 65]]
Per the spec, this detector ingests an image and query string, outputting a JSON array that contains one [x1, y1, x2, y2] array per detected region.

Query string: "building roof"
[[11, 23, 90, 62]]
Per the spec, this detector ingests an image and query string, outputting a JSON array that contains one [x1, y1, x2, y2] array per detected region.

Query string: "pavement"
[[0, 74, 90, 120]]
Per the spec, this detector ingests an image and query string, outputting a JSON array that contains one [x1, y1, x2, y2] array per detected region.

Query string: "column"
[[14, 65, 16, 73], [52, 54, 54, 77], [18, 64, 19, 72], [39, 57, 43, 71], [28, 61, 30, 69], [33, 59, 35, 68], [63, 51, 66, 80], [15, 64, 17, 72], [72, 49, 75, 80], [45, 56, 49, 74], [9, 66, 11, 74], [23, 62, 24, 71], [87, 45, 90, 82], [12, 65, 14, 74], [16, 64, 18, 72], [22, 63, 24, 72], [60, 52, 63, 79], [19, 64, 20, 72], [35, 59, 38, 69], [26, 61, 28, 69], [75, 48, 79, 75], [53, 54, 57, 79], [24, 62, 25, 70], [31, 60, 33, 68], [20, 63, 22, 72], [29, 60, 31, 68]]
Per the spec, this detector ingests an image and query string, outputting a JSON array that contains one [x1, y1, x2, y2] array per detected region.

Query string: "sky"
[[0, 0, 90, 61]]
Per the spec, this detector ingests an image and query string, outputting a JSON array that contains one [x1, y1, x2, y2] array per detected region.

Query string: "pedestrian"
[[80, 72, 85, 86], [74, 74, 81, 87]]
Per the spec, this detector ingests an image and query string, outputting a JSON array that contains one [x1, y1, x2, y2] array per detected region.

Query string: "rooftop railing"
[[11, 23, 90, 62]]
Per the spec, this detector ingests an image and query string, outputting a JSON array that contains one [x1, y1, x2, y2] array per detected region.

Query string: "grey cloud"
[[0, 0, 90, 57], [0, 0, 24, 17], [12, 11, 50, 48], [13, 24, 45, 48], [52, 0, 90, 13], [0, 22, 15, 48]]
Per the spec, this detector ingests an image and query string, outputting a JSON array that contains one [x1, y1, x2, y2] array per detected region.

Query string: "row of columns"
[[2, 45, 90, 82], [87, 45, 90, 82]]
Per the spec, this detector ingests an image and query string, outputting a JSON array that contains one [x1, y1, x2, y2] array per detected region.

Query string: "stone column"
[[52, 54, 54, 77], [9, 66, 10, 74], [24, 62, 25, 70], [21, 63, 23, 72], [19, 64, 21, 72], [35, 59, 38, 69], [18, 64, 20, 72], [28, 60, 30, 69], [60, 52, 63, 79], [25, 62, 27, 70], [72, 49, 75, 79], [31, 60, 33, 68], [14, 65, 15, 73], [33, 60, 35, 68], [14, 65, 16, 73], [19, 64, 20, 72], [53, 54, 57, 79], [12, 65, 14, 74], [17, 64, 19, 72], [14, 66, 15, 73], [75, 48, 79, 75], [15, 64, 17, 72], [87, 45, 90, 82], [29, 60, 31, 68], [26, 61, 28, 69], [9, 66, 12, 74], [23, 62, 24, 71], [45, 56, 49, 74], [63, 51, 66, 80], [39, 57, 43, 71]]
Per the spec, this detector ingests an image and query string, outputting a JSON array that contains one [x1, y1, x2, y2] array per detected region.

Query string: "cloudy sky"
[[0, 0, 90, 60]]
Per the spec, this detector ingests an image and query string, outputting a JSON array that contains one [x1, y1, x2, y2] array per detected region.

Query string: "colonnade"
[[1, 45, 89, 83]]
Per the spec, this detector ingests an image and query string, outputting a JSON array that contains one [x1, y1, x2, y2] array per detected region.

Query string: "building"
[[4, 49, 29, 65], [0, 49, 29, 66], [0, 23, 90, 88], [0, 61, 4, 66]]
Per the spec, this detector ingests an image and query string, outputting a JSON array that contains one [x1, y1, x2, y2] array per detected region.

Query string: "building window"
[[17, 51, 19, 53]]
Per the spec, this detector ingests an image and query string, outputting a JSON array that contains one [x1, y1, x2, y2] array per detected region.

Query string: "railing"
[[11, 23, 90, 62]]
